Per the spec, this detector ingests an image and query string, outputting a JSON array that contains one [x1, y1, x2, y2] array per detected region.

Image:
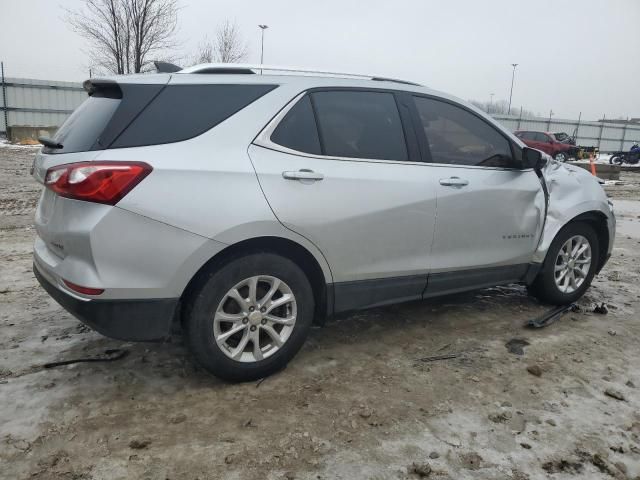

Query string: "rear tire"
[[528, 222, 599, 305], [184, 253, 314, 382]]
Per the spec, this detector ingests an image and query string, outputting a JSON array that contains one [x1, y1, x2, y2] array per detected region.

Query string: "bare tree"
[[66, 0, 179, 75], [192, 20, 248, 65], [214, 20, 247, 63], [193, 37, 214, 64]]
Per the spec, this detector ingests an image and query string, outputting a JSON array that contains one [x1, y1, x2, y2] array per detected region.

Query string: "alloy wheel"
[[213, 275, 297, 362], [554, 235, 592, 294]]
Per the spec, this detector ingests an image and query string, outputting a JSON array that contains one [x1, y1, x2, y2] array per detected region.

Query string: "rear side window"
[[271, 95, 321, 155], [413, 96, 513, 167], [112, 84, 276, 148], [47, 95, 121, 154], [312, 90, 408, 161]]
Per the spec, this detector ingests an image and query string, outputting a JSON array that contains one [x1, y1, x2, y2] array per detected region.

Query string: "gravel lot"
[[2, 145, 640, 480]]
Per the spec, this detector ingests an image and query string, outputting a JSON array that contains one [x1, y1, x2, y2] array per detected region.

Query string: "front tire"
[[529, 223, 599, 305], [184, 253, 314, 382], [554, 151, 568, 162]]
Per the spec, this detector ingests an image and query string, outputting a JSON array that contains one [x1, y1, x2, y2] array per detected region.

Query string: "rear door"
[[249, 89, 438, 311], [410, 95, 545, 296]]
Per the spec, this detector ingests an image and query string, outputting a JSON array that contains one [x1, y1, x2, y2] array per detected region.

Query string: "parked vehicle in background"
[[32, 64, 615, 382], [609, 143, 640, 165], [515, 130, 573, 161]]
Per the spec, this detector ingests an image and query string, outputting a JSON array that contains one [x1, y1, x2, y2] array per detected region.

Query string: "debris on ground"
[[526, 303, 578, 329], [541, 459, 584, 474], [43, 349, 129, 369], [168, 414, 187, 424], [415, 353, 460, 363], [128, 438, 151, 450], [459, 452, 483, 470], [488, 411, 512, 423], [429, 451, 440, 459], [593, 303, 609, 314], [505, 338, 530, 355], [526, 365, 543, 377], [604, 388, 627, 401], [409, 461, 432, 477]]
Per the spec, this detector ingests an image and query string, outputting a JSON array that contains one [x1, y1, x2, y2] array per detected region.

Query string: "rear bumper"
[[34, 263, 177, 341]]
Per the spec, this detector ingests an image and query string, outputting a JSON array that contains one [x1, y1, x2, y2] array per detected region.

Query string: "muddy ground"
[[2, 145, 640, 480]]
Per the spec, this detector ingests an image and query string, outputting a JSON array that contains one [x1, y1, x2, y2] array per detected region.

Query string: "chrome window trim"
[[252, 91, 532, 173]]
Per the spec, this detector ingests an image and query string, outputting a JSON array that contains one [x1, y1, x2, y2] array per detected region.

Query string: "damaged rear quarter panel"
[[533, 159, 614, 264]]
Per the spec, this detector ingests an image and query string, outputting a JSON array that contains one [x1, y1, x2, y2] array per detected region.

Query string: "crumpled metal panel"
[[533, 157, 615, 264]]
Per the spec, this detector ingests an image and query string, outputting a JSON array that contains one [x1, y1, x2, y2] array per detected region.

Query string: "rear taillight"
[[45, 161, 152, 205]]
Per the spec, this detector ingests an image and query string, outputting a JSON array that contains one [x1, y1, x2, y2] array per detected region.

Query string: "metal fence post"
[[620, 118, 628, 151], [1, 62, 8, 138], [517, 106, 522, 130], [598, 114, 605, 151], [574, 112, 581, 143]]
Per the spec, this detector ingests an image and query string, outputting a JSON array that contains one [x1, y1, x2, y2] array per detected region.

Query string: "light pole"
[[508, 63, 518, 115], [258, 24, 268, 74], [489, 93, 495, 113]]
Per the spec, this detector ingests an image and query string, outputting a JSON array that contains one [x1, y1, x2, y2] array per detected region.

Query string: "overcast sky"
[[1, 0, 638, 120]]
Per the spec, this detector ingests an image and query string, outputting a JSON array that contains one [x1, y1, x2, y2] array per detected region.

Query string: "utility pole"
[[489, 93, 495, 113], [258, 24, 269, 74], [508, 63, 518, 115]]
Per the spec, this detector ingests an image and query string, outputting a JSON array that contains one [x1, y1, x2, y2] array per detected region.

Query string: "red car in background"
[[515, 131, 573, 162]]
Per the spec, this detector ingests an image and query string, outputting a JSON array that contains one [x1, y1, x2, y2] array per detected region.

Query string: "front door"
[[411, 95, 545, 295], [250, 89, 438, 311]]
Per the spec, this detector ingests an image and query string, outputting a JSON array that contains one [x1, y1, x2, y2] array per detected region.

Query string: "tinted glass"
[[48, 96, 121, 154], [112, 84, 276, 148], [535, 132, 550, 142], [518, 131, 533, 140], [311, 91, 408, 161], [413, 96, 513, 167], [271, 95, 321, 155]]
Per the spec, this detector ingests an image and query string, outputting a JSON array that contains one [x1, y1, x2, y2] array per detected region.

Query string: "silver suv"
[[32, 64, 615, 381]]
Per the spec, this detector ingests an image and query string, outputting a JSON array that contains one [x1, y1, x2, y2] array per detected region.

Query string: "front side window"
[[535, 132, 550, 143], [413, 96, 513, 167], [311, 90, 408, 161]]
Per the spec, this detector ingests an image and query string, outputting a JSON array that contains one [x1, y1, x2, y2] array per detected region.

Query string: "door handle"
[[282, 169, 324, 181], [439, 177, 469, 187]]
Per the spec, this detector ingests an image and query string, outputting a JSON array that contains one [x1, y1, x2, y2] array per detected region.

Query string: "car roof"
[[89, 63, 520, 143]]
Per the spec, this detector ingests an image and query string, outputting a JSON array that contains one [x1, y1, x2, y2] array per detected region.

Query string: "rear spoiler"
[[154, 61, 181, 73], [82, 79, 123, 98]]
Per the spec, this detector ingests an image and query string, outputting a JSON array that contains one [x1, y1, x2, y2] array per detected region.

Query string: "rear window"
[[48, 96, 121, 154], [46, 83, 276, 153]]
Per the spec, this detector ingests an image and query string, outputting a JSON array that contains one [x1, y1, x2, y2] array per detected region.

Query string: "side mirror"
[[522, 147, 546, 170]]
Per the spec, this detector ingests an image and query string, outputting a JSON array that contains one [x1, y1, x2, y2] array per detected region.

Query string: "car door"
[[534, 132, 554, 155], [249, 89, 438, 311], [410, 95, 545, 296]]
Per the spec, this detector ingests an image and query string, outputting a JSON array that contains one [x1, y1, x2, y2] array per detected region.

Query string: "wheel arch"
[[178, 236, 333, 328], [569, 210, 610, 273]]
